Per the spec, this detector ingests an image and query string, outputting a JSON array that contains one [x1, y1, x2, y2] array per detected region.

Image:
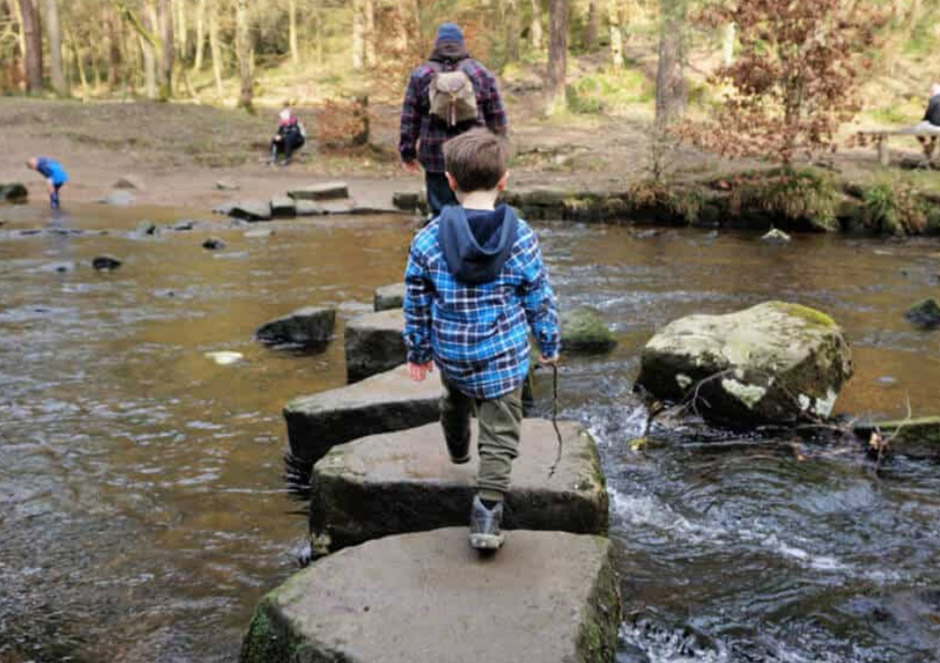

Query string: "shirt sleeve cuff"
[[539, 341, 559, 359], [400, 147, 418, 162], [407, 347, 433, 364]]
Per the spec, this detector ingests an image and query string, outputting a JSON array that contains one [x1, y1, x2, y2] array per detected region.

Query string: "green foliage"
[[860, 180, 928, 236], [627, 179, 703, 224], [566, 70, 654, 114], [728, 168, 841, 231]]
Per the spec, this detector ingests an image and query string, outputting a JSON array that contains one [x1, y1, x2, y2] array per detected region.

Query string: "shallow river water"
[[0, 203, 938, 663]]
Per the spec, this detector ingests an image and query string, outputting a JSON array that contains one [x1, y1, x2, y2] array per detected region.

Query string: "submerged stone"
[[904, 298, 940, 329], [283, 364, 441, 463], [854, 416, 940, 459], [310, 420, 608, 552], [99, 190, 136, 206], [239, 528, 620, 663], [92, 255, 122, 271], [344, 308, 406, 383], [561, 308, 617, 354], [637, 301, 853, 425], [287, 181, 349, 201], [373, 282, 405, 311], [0, 182, 28, 202], [202, 238, 225, 250], [255, 306, 335, 348]]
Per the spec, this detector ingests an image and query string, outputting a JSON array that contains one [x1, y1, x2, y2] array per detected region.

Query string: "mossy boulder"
[[636, 301, 853, 426], [904, 298, 940, 329], [561, 308, 617, 354], [0, 182, 28, 203]]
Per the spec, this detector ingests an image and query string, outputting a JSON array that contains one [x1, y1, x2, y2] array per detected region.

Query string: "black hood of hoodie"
[[439, 204, 518, 285]]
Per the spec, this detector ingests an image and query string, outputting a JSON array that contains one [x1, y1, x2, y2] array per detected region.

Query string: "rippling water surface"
[[0, 204, 938, 662]]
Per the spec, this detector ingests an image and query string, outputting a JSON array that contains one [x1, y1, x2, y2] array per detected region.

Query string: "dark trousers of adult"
[[270, 134, 305, 163], [426, 171, 458, 217], [439, 378, 523, 504]]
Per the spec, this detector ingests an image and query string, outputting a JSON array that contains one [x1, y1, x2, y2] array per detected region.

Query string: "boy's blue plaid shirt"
[[403, 215, 560, 400]]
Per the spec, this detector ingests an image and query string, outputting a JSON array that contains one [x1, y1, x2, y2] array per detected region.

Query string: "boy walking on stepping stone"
[[403, 128, 560, 551]]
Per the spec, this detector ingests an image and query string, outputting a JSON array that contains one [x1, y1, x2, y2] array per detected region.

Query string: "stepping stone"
[[284, 364, 442, 463], [270, 194, 297, 218], [92, 255, 122, 271], [373, 282, 405, 311], [344, 308, 406, 383], [0, 182, 28, 202], [239, 528, 620, 663], [320, 199, 355, 215], [310, 419, 608, 552], [854, 416, 940, 459], [215, 180, 240, 191], [287, 181, 349, 201], [295, 200, 326, 216], [255, 306, 335, 348], [392, 190, 424, 212], [227, 201, 272, 222]]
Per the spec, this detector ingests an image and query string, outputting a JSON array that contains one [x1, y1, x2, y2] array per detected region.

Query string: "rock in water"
[[287, 181, 349, 201], [310, 420, 608, 552], [113, 175, 144, 190], [284, 365, 444, 463], [0, 182, 28, 203], [92, 255, 122, 271], [904, 298, 940, 329], [392, 191, 424, 212], [171, 219, 195, 231], [243, 229, 273, 239], [215, 180, 240, 191], [202, 238, 225, 250], [344, 309, 407, 383], [205, 351, 243, 366], [239, 529, 620, 663], [255, 306, 335, 348], [226, 201, 272, 222], [373, 282, 405, 311], [135, 221, 158, 237], [270, 194, 297, 218], [99, 190, 136, 206], [761, 227, 792, 245], [636, 301, 853, 425], [561, 308, 617, 354]]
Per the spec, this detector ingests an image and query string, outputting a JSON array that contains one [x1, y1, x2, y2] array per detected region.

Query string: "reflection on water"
[[0, 204, 938, 662]]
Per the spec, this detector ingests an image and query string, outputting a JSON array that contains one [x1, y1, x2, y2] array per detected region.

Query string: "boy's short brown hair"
[[443, 128, 509, 193]]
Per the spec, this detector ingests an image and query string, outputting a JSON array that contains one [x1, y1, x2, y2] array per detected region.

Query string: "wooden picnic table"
[[857, 126, 940, 166]]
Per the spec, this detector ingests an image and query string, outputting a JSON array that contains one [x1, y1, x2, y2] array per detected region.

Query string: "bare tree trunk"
[[288, 0, 298, 64], [584, 1, 598, 51], [655, 0, 687, 129], [313, 0, 323, 65], [108, 7, 123, 89], [8, 0, 26, 62], [158, 0, 173, 98], [235, 0, 252, 109], [546, 0, 567, 115], [43, 0, 65, 94], [721, 21, 735, 66], [192, 0, 205, 71], [529, 0, 542, 50], [139, 33, 157, 98], [17, 0, 41, 92], [505, 0, 520, 61], [208, 0, 222, 98], [351, 0, 364, 70], [608, 0, 623, 67], [175, 0, 187, 58], [364, 0, 376, 66]]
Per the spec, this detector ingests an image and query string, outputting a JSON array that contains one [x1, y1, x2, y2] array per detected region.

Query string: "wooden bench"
[[858, 127, 940, 166]]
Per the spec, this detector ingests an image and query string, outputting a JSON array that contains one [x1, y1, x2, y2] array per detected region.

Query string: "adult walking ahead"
[[399, 22, 508, 216]]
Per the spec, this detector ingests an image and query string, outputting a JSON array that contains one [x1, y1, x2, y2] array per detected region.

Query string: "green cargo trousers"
[[440, 378, 523, 503]]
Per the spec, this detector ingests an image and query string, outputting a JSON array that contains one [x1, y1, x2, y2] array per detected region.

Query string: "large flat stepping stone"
[[284, 364, 442, 463], [344, 308, 406, 383], [255, 306, 335, 348], [226, 200, 272, 222], [239, 528, 620, 663], [310, 419, 608, 552], [269, 194, 296, 218], [287, 181, 349, 201], [373, 282, 405, 311]]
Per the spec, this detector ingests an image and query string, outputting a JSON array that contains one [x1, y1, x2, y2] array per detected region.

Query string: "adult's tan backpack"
[[429, 67, 478, 127]]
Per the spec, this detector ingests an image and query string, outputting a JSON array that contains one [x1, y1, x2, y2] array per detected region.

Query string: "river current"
[[0, 203, 938, 662]]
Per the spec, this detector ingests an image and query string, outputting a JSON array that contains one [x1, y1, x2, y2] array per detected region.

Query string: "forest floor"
[[2, 46, 939, 212]]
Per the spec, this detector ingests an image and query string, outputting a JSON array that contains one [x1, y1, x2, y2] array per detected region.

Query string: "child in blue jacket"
[[27, 157, 69, 209], [403, 128, 560, 551]]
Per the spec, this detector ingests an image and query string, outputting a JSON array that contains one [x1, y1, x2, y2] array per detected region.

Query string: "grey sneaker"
[[469, 495, 505, 550]]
